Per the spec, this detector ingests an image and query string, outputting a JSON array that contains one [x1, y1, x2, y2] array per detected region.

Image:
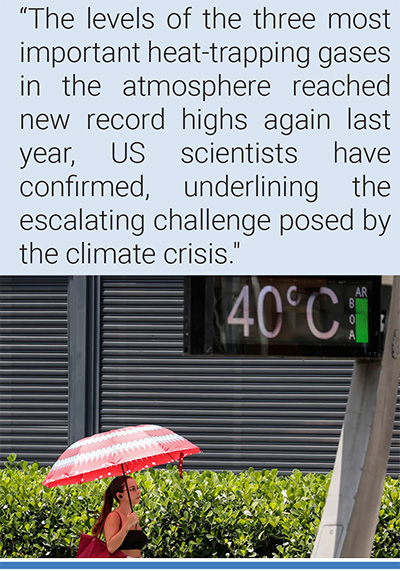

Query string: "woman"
[[92, 475, 147, 558]]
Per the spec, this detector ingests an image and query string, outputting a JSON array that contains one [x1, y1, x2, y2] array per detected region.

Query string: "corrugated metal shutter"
[[100, 277, 399, 477], [0, 276, 69, 466]]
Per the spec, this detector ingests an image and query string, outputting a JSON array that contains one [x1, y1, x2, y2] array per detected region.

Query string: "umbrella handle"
[[121, 464, 134, 513]]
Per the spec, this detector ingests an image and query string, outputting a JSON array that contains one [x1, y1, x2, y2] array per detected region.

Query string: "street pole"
[[312, 276, 400, 558]]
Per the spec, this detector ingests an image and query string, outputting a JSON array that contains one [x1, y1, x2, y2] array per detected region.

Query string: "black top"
[[120, 529, 148, 550]]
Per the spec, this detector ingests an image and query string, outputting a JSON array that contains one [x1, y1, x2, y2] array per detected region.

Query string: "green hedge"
[[0, 455, 398, 558]]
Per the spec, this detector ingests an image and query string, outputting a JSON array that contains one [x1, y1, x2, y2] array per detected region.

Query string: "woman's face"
[[123, 479, 141, 505]]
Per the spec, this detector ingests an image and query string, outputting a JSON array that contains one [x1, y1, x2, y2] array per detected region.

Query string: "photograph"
[[0, 275, 399, 560]]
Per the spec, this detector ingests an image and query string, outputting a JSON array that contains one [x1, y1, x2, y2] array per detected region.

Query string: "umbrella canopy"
[[43, 424, 200, 487]]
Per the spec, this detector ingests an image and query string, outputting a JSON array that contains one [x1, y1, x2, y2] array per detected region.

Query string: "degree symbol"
[[287, 286, 301, 306]]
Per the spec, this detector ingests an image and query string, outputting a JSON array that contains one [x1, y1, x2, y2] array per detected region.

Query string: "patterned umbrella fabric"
[[43, 424, 200, 487]]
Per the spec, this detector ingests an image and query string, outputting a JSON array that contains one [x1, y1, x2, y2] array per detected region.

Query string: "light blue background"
[[0, 0, 399, 275]]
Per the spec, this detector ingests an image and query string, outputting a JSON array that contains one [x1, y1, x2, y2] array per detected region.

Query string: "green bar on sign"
[[356, 298, 369, 343]]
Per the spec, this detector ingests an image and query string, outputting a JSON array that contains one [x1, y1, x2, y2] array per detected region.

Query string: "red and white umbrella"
[[43, 424, 200, 488]]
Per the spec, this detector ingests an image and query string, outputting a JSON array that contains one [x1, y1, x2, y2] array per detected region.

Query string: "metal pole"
[[68, 276, 101, 444], [312, 276, 400, 557]]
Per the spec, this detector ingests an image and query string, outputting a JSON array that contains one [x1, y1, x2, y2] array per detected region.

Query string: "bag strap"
[[115, 510, 123, 525], [96, 509, 122, 538]]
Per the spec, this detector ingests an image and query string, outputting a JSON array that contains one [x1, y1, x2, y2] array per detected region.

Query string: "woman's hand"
[[126, 511, 140, 529]]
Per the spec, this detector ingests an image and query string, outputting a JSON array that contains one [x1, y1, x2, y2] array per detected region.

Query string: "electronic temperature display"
[[184, 276, 381, 358]]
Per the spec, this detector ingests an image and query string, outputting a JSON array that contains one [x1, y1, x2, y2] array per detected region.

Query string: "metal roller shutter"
[[0, 276, 69, 466], [100, 277, 399, 476]]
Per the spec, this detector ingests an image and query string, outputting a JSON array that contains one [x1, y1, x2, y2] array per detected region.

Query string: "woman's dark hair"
[[92, 476, 130, 536]]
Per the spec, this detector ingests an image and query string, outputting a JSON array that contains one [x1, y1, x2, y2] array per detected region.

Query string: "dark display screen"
[[185, 276, 381, 358]]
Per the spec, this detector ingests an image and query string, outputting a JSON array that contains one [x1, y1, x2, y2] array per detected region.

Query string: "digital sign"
[[184, 276, 381, 358]]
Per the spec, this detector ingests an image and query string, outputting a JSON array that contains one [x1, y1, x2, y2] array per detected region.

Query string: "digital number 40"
[[227, 285, 340, 340]]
